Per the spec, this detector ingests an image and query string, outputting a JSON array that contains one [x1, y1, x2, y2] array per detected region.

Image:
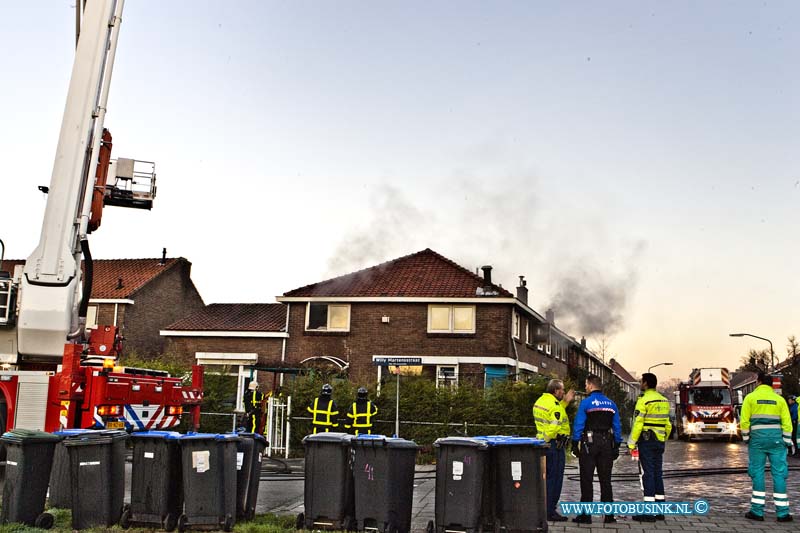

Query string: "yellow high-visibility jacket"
[[740, 384, 792, 445], [533, 392, 570, 442], [628, 388, 672, 448]]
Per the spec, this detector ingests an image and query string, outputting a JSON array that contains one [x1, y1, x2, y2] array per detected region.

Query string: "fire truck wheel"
[[34, 513, 54, 530], [119, 506, 132, 529], [164, 513, 178, 532], [296, 512, 305, 530], [177, 514, 188, 532]]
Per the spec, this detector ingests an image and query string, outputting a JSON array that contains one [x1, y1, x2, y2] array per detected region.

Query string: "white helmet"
[[248, 381, 259, 391]]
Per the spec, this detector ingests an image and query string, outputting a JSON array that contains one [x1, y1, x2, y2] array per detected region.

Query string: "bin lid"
[[53, 428, 94, 437], [0, 428, 63, 444], [302, 432, 353, 445], [236, 432, 268, 443], [474, 435, 547, 447], [177, 432, 241, 442], [130, 430, 182, 440], [62, 432, 114, 446], [433, 436, 490, 449], [97, 429, 129, 441], [352, 434, 418, 449]]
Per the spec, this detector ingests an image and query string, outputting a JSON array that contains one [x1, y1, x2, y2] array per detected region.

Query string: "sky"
[[1, 1, 798, 380]]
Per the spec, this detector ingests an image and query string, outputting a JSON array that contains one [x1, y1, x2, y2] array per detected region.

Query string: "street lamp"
[[730, 333, 775, 372], [647, 362, 673, 373]]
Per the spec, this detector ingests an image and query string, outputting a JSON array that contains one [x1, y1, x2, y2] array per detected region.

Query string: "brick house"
[[276, 248, 569, 387], [1, 256, 205, 357], [609, 357, 641, 403], [161, 303, 287, 410]]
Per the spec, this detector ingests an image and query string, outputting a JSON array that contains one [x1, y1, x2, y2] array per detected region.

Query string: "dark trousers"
[[579, 435, 615, 503], [638, 439, 665, 499], [545, 443, 566, 517], [792, 421, 798, 453]]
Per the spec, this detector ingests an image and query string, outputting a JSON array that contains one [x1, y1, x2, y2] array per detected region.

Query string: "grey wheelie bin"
[[428, 437, 491, 533], [298, 432, 355, 530], [236, 432, 268, 521], [0, 429, 62, 529], [476, 436, 548, 533], [352, 435, 418, 533], [177, 433, 240, 532], [121, 431, 183, 531], [49, 428, 94, 509], [64, 429, 129, 529]]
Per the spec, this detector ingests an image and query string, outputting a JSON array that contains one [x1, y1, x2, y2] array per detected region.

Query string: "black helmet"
[[357, 387, 368, 399], [321, 383, 333, 395]]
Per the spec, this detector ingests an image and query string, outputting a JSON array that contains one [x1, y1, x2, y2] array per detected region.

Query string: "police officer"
[[243, 381, 265, 433], [741, 372, 793, 522], [533, 379, 575, 522], [345, 387, 378, 436], [307, 383, 339, 434], [787, 395, 798, 456], [628, 372, 671, 522], [571, 374, 623, 524]]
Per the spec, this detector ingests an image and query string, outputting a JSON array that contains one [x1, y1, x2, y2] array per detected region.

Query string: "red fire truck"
[[0, 1, 202, 433], [674, 368, 740, 441]]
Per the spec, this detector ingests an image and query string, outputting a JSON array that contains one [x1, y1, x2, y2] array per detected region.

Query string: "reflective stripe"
[[645, 413, 670, 418], [752, 491, 766, 497], [750, 424, 782, 430], [644, 497, 655, 502], [742, 436, 750, 441], [751, 498, 765, 505], [534, 405, 549, 412], [775, 501, 790, 507], [752, 414, 781, 419], [655, 495, 665, 501], [534, 417, 559, 425], [774, 493, 788, 498]]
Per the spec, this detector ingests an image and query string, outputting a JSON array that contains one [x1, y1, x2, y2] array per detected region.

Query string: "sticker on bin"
[[144, 452, 154, 459], [192, 450, 211, 473], [6, 461, 17, 466], [79, 461, 101, 466], [452, 460, 464, 480], [237, 452, 244, 470], [511, 461, 522, 481]]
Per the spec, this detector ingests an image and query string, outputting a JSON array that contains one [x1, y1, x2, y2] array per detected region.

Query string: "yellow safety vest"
[[740, 384, 793, 445], [307, 397, 339, 433], [345, 401, 378, 435], [533, 392, 570, 442], [628, 388, 672, 448]]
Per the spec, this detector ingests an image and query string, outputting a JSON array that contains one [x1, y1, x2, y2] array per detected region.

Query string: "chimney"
[[160, 247, 167, 266], [545, 308, 555, 325], [481, 265, 493, 286], [516, 276, 528, 305], [116, 277, 124, 290], [580, 336, 587, 349]]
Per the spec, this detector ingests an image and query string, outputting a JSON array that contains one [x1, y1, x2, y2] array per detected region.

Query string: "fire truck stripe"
[[145, 405, 165, 430], [124, 405, 145, 430]]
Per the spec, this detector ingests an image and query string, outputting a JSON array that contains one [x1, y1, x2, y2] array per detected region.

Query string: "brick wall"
[[121, 260, 205, 356], [163, 336, 284, 368]]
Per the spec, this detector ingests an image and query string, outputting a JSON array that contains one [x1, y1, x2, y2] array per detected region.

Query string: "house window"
[[525, 322, 530, 344], [485, 365, 509, 388], [512, 311, 521, 339], [306, 303, 350, 331], [427, 305, 475, 333], [86, 305, 98, 329], [437, 365, 458, 388]]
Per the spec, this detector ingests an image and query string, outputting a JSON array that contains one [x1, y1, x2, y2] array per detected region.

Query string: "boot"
[[744, 511, 764, 522], [604, 515, 617, 524], [572, 514, 591, 524]]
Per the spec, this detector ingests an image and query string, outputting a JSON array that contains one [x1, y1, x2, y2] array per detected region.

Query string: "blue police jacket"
[[790, 402, 798, 423], [572, 390, 623, 443]]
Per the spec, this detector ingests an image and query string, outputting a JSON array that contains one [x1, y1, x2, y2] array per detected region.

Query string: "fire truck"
[[0, 0, 202, 433], [673, 368, 740, 441]]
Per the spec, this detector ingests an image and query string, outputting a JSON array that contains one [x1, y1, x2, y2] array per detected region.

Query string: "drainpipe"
[[280, 303, 290, 387]]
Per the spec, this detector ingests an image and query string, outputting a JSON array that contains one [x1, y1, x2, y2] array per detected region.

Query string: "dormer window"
[[306, 303, 350, 332]]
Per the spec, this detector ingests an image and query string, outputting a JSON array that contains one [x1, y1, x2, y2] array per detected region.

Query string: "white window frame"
[[195, 353, 258, 412], [436, 364, 459, 389], [512, 311, 521, 339], [525, 321, 530, 344], [427, 305, 476, 334], [305, 303, 351, 332], [86, 304, 99, 329]]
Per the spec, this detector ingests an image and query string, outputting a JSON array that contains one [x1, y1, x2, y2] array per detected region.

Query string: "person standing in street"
[[534, 379, 575, 522], [345, 387, 378, 436], [628, 372, 671, 522], [307, 383, 339, 434], [741, 373, 793, 522], [571, 375, 623, 524], [787, 395, 798, 456], [243, 380, 265, 433]]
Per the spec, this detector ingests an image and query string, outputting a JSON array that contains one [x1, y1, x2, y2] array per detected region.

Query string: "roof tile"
[[165, 303, 286, 332]]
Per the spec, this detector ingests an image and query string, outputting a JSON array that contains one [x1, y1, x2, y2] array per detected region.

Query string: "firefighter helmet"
[[321, 383, 333, 396], [248, 381, 259, 391], [357, 387, 368, 400]]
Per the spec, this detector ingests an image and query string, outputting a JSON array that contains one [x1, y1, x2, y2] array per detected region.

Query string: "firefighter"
[[628, 372, 671, 522], [533, 379, 575, 522], [243, 381, 265, 433], [345, 387, 378, 436], [741, 372, 793, 522], [787, 395, 798, 456], [571, 374, 623, 524], [307, 383, 339, 434]]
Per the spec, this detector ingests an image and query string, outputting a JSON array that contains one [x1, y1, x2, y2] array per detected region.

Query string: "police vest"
[[628, 388, 671, 447], [740, 384, 792, 445], [533, 392, 570, 442]]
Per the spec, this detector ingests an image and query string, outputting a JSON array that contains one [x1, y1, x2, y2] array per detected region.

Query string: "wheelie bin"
[[121, 431, 183, 531], [298, 432, 355, 530], [64, 429, 129, 529], [177, 433, 240, 532], [475, 436, 548, 533], [49, 428, 94, 509], [352, 434, 418, 533], [428, 437, 491, 533], [0, 429, 62, 529], [236, 432, 268, 521]]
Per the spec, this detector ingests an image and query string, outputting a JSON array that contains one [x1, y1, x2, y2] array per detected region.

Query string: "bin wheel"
[[247, 508, 256, 521], [178, 514, 188, 533], [119, 506, 132, 529], [34, 512, 55, 530], [296, 513, 305, 530], [344, 515, 357, 532], [426, 520, 434, 533], [223, 514, 235, 532], [164, 513, 179, 532], [387, 521, 399, 533]]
